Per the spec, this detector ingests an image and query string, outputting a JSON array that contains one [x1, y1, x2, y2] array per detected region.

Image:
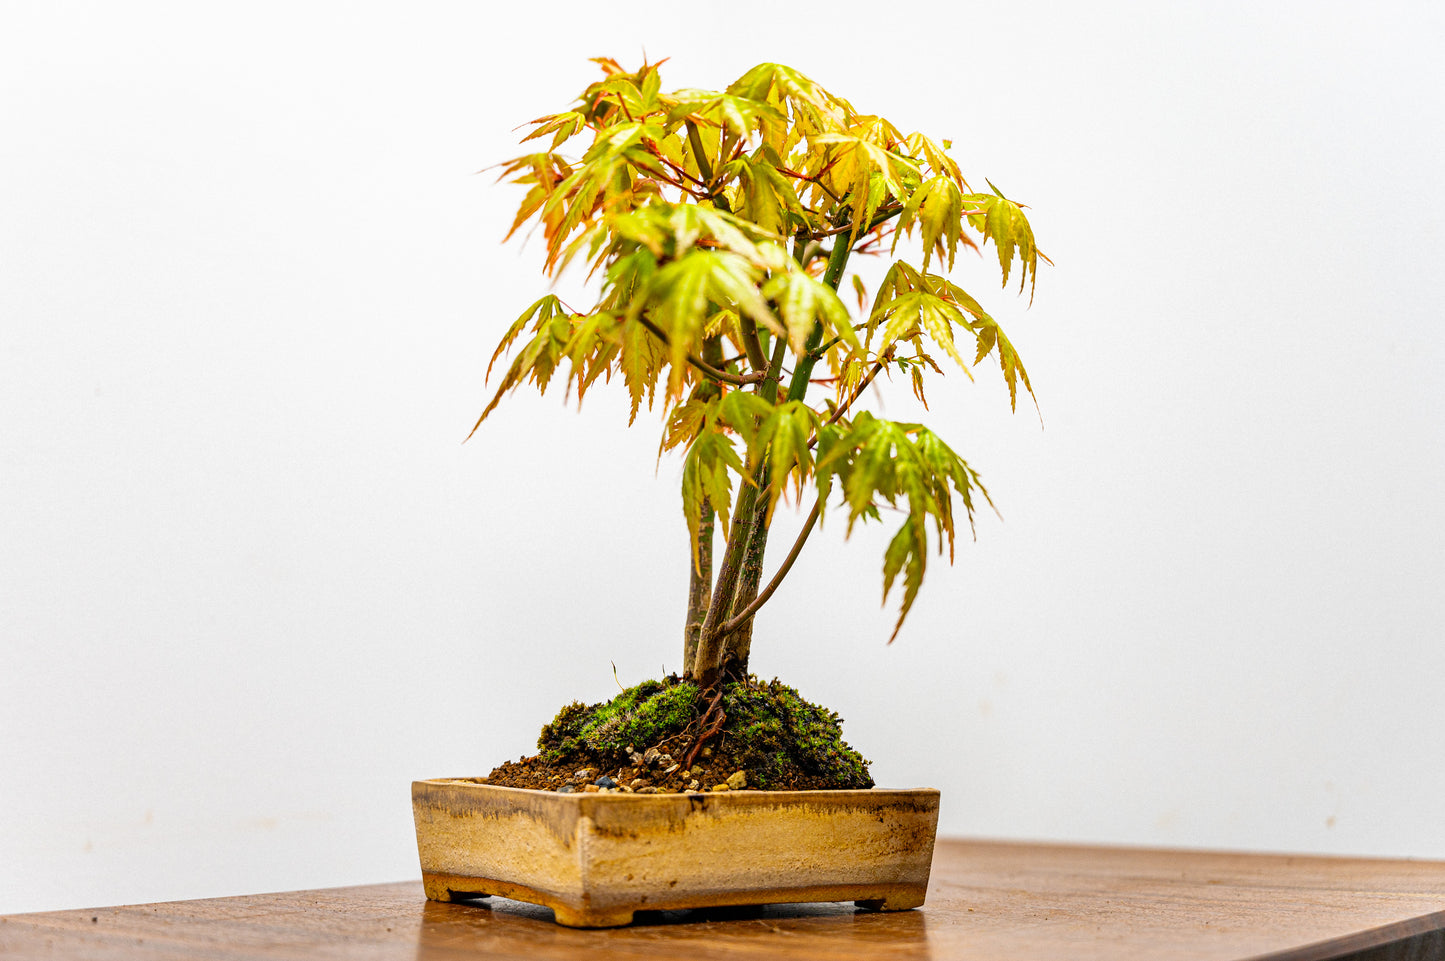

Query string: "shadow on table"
[[414, 895, 933, 960]]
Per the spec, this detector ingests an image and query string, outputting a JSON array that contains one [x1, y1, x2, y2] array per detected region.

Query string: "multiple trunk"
[[682, 239, 852, 685]]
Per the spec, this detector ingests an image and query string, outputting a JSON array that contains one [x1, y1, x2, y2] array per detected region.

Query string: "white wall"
[[3, 0, 1442, 915]]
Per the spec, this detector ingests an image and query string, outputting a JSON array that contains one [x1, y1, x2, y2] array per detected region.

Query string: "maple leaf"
[[895, 175, 979, 271], [745, 400, 822, 514], [762, 267, 857, 355], [681, 421, 742, 564], [665, 90, 787, 143], [521, 112, 587, 151], [964, 183, 1046, 301], [725, 63, 850, 133], [722, 147, 806, 235], [867, 261, 973, 376], [881, 516, 928, 642]]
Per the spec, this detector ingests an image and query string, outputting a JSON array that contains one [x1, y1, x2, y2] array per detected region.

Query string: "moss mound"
[[490, 675, 873, 792]]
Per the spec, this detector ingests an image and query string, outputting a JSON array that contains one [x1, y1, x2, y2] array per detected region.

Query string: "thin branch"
[[685, 120, 714, 184], [637, 317, 764, 386], [776, 162, 844, 205], [827, 359, 886, 426], [758, 321, 789, 396], [737, 316, 769, 373], [715, 496, 822, 637], [628, 155, 711, 200], [654, 152, 710, 190], [804, 358, 887, 452], [809, 204, 903, 239]]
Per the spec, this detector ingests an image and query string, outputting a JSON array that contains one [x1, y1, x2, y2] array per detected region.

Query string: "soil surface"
[[479, 674, 873, 794]]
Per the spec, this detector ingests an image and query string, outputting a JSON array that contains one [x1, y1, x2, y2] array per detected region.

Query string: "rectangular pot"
[[412, 778, 940, 927]]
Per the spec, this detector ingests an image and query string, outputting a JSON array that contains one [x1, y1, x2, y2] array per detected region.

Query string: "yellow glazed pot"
[[412, 779, 940, 927]]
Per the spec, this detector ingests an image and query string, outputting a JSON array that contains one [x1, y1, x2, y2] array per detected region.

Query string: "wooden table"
[[3, 839, 1443, 960]]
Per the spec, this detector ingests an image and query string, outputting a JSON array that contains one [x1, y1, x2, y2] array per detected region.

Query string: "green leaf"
[[964, 186, 1043, 300], [681, 422, 742, 565], [903, 131, 969, 190], [632, 248, 779, 399], [471, 296, 570, 435], [762, 268, 857, 355], [716, 389, 773, 448], [619, 317, 664, 423], [813, 412, 992, 642], [881, 516, 927, 642], [661, 396, 709, 455], [666, 90, 787, 143], [724, 147, 806, 235], [868, 265, 972, 375], [745, 400, 821, 512], [562, 309, 622, 404], [895, 175, 978, 271], [521, 112, 587, 151], [725, 63, 849, 132], [967, 311, 1034, 412]]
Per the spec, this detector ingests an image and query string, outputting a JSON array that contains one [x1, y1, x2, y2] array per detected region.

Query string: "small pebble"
[[686, 779, 700, 791], [629, 778, 648, 790], [582, 784, 600, 793], [712, 783, 730, 792], [557, 784, 576, 794], [636, 786, 658, 794], [574, 769, 594, 780], [726, 771, 747, 791], [595, 776, 618, 789], [642, 747, 661, 767], [663, 763, 680, 775], [620, 785, 634, 793], [701, 747, 713, 758]]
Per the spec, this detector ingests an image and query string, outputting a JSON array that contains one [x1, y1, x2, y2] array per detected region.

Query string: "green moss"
[[532, 674, 872, 789], [717, 678, 873, 789], [537, 677, 699, 761]]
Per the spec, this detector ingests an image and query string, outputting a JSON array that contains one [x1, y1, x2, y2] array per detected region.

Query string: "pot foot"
[[855, 892, 925, 912], [422, 874, 492, 903], [551, 906, 635, 928]]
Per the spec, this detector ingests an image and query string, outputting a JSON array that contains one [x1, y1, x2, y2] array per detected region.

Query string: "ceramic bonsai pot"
[[412, 778, 940, 927]]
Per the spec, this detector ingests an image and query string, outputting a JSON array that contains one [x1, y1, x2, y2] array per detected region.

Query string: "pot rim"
[[416, 778, 939, 801]]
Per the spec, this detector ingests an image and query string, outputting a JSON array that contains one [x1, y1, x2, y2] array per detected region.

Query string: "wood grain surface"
[[3, 839, 1443, 960]]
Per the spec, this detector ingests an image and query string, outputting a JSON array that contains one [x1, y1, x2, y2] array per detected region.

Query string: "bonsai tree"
[[475, 58, 1044, 691]]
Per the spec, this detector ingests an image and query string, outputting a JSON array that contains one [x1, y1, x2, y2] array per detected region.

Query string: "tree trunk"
[[682, 336, 728, 679], [691, 480, 760, 684], [682, 499, 713, 677], [722, 473, 772, 674]]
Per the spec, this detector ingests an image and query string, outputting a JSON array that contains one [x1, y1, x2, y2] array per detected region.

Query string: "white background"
[[3, 0, 1442, 915]]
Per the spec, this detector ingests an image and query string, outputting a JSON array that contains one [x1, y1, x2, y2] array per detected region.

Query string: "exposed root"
[[681, 685, 725, 770], [681, 664, 740, 771]]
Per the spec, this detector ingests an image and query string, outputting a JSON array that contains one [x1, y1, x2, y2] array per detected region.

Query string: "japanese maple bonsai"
[[413, 54, 1044, 926]]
